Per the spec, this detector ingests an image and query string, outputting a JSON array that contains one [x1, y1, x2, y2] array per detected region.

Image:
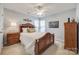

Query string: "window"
[[40, 20, 45, 32], [33, 19, 45, 32], [34, 20, 39, 32]]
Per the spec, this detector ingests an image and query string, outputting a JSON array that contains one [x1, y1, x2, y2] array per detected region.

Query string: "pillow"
[[22, 28, 27, 32], [27, 28, 36, 33]]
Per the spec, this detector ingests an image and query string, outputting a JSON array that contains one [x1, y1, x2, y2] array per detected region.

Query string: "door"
[[0, 5, 4, 54], [0, 5, 4, 32]]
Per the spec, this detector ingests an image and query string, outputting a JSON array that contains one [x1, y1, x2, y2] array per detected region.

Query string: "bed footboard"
[[35, 33, 54, 55]]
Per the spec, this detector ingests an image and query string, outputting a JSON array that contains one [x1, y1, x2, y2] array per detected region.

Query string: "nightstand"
[[7, 32, 20, 45]]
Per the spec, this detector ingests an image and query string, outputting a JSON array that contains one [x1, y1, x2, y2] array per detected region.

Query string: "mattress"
[[20, 32, 46, 54]]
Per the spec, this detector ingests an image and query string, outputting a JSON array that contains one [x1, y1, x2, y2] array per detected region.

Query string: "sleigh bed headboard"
[[20, 23, 35, 32]]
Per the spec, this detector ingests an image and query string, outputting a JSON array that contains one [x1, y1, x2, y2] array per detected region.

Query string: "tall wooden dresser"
[[64, 22, 77, 53]]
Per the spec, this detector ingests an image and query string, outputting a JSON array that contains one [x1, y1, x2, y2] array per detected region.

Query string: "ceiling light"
[[37, 10, 44, 16]]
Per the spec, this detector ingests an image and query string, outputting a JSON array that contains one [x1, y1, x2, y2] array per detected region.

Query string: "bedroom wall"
[[45, 9, 76, 42], [4, 8, 32, 33], [4, 8, 32, 44]]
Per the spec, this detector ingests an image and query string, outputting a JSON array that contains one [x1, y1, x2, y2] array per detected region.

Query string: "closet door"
[[0, 5, 4, 32], [0, 5, 4, 54]]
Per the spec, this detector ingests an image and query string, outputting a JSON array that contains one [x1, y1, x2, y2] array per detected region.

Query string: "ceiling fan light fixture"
[[36, 10, 44, 16]]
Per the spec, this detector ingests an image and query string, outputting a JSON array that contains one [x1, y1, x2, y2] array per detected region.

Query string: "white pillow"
[[22, 28, 27, 33]]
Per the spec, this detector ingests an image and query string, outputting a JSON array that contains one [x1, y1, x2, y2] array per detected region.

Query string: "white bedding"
[[20, 32, 46, 55]]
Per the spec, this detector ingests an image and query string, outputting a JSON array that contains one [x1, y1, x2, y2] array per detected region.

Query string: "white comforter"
[[20, 32, 46, 55]]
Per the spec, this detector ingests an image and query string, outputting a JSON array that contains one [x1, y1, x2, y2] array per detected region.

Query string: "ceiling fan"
[[34, 4, 45, 17]]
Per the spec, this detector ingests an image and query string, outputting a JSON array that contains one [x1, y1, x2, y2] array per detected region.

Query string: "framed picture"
[[49, 21, 59, 28]]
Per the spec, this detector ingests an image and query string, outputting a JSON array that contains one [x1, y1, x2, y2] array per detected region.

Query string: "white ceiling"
[[1, 3, 77, 18]]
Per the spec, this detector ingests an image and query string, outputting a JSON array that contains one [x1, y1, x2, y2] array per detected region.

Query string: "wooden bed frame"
[[20, 23, 54, 55], [35, 33, 54, 55]]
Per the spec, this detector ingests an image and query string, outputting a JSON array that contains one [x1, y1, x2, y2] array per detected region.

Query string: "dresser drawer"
[[7, 35, 19, 39], [7, 33, 19, 37], [7, 33, 20, 45]]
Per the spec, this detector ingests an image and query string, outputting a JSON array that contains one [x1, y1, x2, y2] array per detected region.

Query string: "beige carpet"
[[1, 40, 76, 55]]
